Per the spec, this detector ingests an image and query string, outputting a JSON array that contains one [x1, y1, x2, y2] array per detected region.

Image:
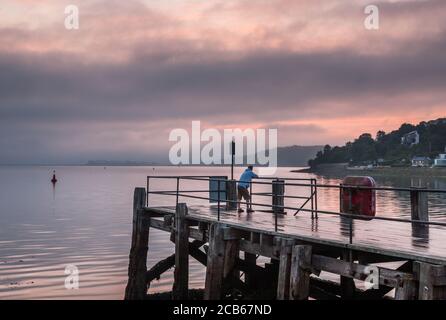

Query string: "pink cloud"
[[1, 0, 446, 163]]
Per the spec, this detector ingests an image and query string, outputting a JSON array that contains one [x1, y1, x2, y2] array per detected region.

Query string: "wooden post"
[[244, 230, 261, 291], [289, 245, 312, 300], [172, 203, 189, 300], [222, 234, 240, 295], [339, 250, 356, 299], [125, 188, 149, 300], [204, 224, 239, 299], [410, 188, 429, 222], [417, 262, 435, 300], [277, 239, 294, 299], [340, 277, 356, 299], [414, 262, 446, 300], [223, 238, 239, 279], [226, 179, 237, 210], [272, 179, 285, 214], [204, 223, 226, 299], [263, 261, 279, 298], [244, 252, 258, 290], [432, 266, 446, 299], [395, 279, 417, 300]]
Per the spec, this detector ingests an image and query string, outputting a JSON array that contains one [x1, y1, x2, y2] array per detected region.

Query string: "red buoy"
[[51, 170, 58, 184], [340, 176, 376, 218]]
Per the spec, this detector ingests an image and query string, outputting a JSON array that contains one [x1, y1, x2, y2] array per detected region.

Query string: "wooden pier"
[[125, 177, 446, 300]]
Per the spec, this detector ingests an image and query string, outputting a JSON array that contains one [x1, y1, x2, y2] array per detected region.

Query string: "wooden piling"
[[125, 188, 149, 300], [289, 245, 312, 300], [204, 224, 239, 299], [244, 252, 258, 290], [417, 262, 436, 300], [272, 179, 285, 214], [204, 223, 226, 299], [394, 278, 417, 300], [414, 262, 446, 300], [340, 250, 356, 299], [223, 238, 239, 279], [277, 238, 294, 299], [264, 261, 279, 298], [172, 203, 189, 300]]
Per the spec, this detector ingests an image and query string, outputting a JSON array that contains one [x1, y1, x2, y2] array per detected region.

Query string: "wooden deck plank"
[[148, 204, 446, 265]]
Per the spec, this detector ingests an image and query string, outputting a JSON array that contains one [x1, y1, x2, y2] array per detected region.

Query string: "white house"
[[401, 131, 420, 147], [434, 151, 446, 167], [411, 156, 431, 167]]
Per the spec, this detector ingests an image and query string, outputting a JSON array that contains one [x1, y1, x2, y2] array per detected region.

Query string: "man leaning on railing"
[[237, 165, 258, 213]]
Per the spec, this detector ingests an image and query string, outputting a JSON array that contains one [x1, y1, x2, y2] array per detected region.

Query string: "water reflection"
[[411, 223, 430, 247], [0, 165, 446, 299], [311, 217, 318, 233], [52, 182, 56, 200]]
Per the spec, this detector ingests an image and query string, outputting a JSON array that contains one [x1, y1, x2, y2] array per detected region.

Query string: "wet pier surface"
[[149, 205, 446, 265]]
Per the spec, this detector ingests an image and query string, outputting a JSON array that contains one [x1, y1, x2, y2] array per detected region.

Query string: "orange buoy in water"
[[51, 170, 58, 184]]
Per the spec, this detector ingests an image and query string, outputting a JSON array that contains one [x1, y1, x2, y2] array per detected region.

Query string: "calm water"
[[1, 166, 446, 299]]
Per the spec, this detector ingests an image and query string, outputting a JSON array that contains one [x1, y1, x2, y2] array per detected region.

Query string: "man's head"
[[248, 165, 253, 171]]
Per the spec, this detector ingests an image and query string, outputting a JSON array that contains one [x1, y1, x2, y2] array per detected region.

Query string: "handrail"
[[147, 175, 446, 193], [145, 175, 446, 245], [149, 190, 446, 227]]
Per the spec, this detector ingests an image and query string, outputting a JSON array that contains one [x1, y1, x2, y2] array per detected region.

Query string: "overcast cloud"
[[0, 0, 445, 164]]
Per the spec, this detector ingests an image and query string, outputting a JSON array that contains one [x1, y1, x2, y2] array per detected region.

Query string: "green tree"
[[376, 130, 386, 142], [308, 118, 446, 167]]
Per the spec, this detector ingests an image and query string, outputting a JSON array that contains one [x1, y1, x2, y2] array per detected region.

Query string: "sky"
[[0, 0, 445, 164]]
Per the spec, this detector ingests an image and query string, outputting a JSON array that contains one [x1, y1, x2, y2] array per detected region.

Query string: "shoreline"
[[292, 164, 446, 178]]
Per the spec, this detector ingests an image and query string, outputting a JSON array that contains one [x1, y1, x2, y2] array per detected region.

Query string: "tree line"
[[308, 118, 446, 167]]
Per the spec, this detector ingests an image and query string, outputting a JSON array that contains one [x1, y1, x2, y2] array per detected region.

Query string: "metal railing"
[[145, 175, 446, 245]]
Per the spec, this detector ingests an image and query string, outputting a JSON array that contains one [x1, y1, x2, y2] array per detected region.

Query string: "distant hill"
[[86, 160, 161, 166], [86, 145, 322, 167], [309, 117, 446, 167], [276, 145, 323, 167]]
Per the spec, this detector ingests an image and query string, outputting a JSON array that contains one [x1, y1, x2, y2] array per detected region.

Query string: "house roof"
[[412, 156, 431, 161], [403, 130, 419, 137]]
